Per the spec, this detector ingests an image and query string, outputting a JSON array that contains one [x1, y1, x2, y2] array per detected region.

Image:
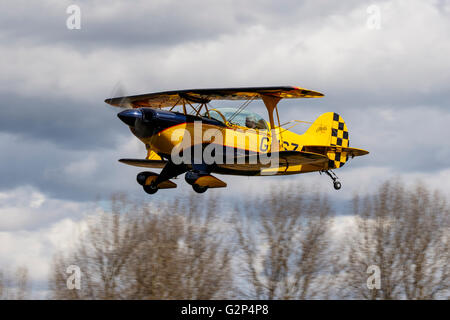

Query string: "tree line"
[[1, 179, 449, 299]]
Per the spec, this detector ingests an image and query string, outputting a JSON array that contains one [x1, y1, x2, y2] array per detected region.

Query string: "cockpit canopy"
[[205, 108, 268, 130]]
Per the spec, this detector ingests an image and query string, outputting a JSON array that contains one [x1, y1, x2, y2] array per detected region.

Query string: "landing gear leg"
[[154, 161, 187, 186], [322, 170, 342, 190]]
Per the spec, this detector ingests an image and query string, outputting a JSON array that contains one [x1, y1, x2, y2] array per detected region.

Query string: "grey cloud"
[[2, 0, 450, 300], [0, 0, 249, 49], [0, 92, 125, 150], [0, 0, 365, 49], [0, 0, 448, 203]]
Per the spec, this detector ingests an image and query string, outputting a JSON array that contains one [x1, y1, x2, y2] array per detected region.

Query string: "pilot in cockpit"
[[245, 115, 257, 129]]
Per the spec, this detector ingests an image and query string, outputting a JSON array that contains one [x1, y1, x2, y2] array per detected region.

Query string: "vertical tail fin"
[[303, 112, 350, 169]]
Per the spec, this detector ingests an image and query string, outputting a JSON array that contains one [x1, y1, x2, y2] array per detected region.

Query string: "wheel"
[[143, 184, 158, 194], [137, 172, 150, 186], [333, 181, 342, 190], [192, 184, 208, 194]]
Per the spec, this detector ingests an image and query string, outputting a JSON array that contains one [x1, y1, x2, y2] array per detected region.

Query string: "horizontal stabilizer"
[[302, 146, 369, 157]]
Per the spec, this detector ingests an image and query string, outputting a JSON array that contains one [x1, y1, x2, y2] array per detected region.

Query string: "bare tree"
[[0, 266, 30, 300], [49, 192, 232, 299], [233, 182, 334, 299], [48, 179, 448, 300], [343, 180, 449, 299], [49, 193, 139, 299], [124, 194, 233, 299]]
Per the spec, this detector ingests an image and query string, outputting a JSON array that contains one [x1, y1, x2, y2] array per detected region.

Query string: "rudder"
[[328, 112, 349, 169], [303, 112, 350, 169]]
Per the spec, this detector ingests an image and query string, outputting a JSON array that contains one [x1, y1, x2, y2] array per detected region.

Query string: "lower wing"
[[216, 150, 328, 172], [119, 158, 167, 168], [119, 151, 327, 172]]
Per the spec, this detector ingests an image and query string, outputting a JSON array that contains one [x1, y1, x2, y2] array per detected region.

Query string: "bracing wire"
[[228, 96, 256, 122]]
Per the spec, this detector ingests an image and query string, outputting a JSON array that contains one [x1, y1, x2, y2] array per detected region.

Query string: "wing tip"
[[292, 86, 324, 97], [104, 98, 117, 106]]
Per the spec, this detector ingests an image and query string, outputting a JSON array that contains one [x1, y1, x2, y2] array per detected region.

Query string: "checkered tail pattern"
[[327, 113, 349, 169]]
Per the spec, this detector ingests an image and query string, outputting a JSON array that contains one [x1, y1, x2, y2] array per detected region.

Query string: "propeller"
[[106, 82, 158, 139], [105, 81, 133, 108]]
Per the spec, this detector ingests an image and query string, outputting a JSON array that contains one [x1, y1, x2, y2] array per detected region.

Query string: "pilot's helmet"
[[245, 115, 257, 128]]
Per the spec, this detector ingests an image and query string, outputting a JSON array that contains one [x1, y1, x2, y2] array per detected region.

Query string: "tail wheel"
[[322, 170, 342, 191], [333, 181, 342, 190], [143, 184, 158, 194], [192, 184, 208, 194]]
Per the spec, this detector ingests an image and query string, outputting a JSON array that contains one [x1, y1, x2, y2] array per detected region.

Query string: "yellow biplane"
[[105, 86, 368, 194]]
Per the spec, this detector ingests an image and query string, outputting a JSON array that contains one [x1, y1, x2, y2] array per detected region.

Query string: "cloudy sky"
[[0, 0, 449, 297]]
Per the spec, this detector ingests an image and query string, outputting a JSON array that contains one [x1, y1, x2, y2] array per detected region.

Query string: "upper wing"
[[216, 150, 328, 173], [105, 86, 324, 109]]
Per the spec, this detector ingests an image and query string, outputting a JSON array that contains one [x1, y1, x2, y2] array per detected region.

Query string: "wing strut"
[[261, 95, 281, 152]]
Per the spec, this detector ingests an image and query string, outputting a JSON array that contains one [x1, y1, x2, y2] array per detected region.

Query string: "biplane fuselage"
[[128, 109, 342, 176], [106, 86, 369, 193]]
